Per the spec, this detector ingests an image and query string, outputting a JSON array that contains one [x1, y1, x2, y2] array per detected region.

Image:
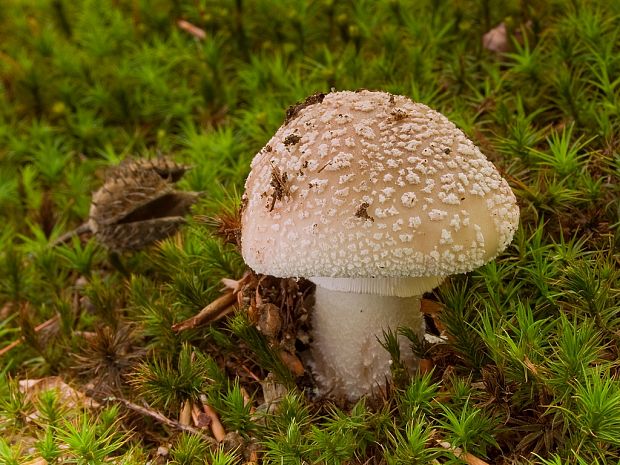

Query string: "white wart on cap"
[[241, 90, 519, 282]]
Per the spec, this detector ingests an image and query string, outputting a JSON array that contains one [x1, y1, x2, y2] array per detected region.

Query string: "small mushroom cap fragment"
[[241, 90, 519, 280]]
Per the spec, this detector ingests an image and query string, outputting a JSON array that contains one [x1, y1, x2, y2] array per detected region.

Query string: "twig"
[[172, 291, 237, 332], [49, 223, 92, 247], [241, 364, 262, 382], [177, 20, 206, 40], [317, 159, 333, 173], [104, 396, 216, 446], [0, 315, 59, 357]]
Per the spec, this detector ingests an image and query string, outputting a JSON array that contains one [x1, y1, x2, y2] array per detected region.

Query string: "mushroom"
[[241, 90, 519, 400]]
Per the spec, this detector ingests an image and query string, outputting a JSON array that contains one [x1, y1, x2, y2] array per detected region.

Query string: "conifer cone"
[[88, 158, 199, 251]]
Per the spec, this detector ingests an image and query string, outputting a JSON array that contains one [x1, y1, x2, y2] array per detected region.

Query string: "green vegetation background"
[[0, 0, 619, 464]]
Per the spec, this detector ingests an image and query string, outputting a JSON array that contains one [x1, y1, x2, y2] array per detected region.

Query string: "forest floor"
[[0, 1, 619, 464]]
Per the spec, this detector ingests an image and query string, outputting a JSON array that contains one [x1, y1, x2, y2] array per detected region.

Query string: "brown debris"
[[256, 303, 282, 338], [483, 23, 509, 53], [260, 374, 289, 413], [278, 349, 305, 377], [172, 291, 237, 333], [419, 358, 434, 375], [191, 403, 211, 429], [437, 440, 491, 465], [179, 399, 193, 426], [105, 395, 216, 446], [53, 157, 199, 251], [283, 134, 302, 146], [240, 273, 313, 379], [222, 431, 245, 454], [240, 386, 253, 410], [266, 164, 290, 212], [285, 92, 325, 125], [316, 160, 333, 173], [461, 452, 491, 465], [354, 202, 374, 222], [420, 298, 444, 316], [0, 302, 13, 319], [247, 275, 311, 342], [177, 19, 206, 40], [0, 314, 59, 358], [22, 458, 47, 465], [421, 298, 446, 334], [389, 108, 408, 121], [173, 272, 254, 333], [201, 400, 226, 442], [196, 203, 242, 247], [179, 269, 311, 388], [19, 376, 100, 409]]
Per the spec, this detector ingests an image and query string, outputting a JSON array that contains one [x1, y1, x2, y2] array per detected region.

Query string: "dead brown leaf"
[[421, 299, 444, 316], [278, 349, 305, 377], [18, 376, 100, 409]]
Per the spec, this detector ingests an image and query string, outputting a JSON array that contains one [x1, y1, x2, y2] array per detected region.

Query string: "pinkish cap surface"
[[241, 90, 519, 279]]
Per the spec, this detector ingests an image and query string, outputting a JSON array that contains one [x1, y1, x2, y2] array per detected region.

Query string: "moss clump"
[[0, 0, 619, 463]]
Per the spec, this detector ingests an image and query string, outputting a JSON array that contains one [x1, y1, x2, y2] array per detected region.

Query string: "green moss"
[[0, 0, 619, 463]]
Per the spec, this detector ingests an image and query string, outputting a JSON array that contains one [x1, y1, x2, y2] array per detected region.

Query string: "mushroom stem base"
[[310, 286, 424, 400]]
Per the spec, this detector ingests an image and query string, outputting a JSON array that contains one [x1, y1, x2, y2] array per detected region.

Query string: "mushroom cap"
[[241, 90, 519, 280]]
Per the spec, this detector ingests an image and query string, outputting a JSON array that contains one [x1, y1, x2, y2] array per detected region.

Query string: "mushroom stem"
[[309, 284, 424, 400]]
